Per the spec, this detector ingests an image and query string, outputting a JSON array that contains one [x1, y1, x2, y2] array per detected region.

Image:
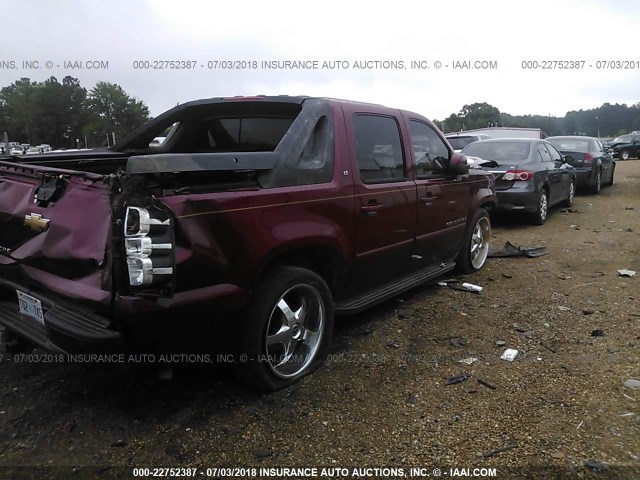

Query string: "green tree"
[[0, 78, 39, 144], [438, 102, 640, 138], [60, 76, 89, 148], [85, 82, 150, 146], [441, 113, 464, 133], [0, 76, 90, 148], [33, 77, 67, 147], [458, 102, 501, 130]]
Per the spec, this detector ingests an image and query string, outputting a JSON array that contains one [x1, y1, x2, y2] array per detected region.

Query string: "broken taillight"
[[124, 206, 174, 287]]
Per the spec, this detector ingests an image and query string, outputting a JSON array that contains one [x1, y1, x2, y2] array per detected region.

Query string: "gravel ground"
[[0, 161, 639, 480]]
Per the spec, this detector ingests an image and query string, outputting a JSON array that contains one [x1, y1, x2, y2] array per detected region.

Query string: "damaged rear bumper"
[[0, 278, 124, 354]]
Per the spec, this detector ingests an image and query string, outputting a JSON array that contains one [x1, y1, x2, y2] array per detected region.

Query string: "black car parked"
[[546, 136, 615, 194], [461, 139, 576, 225], [605, 134, 640, 161]]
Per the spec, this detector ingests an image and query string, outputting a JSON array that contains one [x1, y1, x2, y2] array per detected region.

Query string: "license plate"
[[17, 291, 45, 325]]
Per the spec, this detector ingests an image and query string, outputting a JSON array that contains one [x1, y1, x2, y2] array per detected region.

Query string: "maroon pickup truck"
[[0, 96, 495, 389]]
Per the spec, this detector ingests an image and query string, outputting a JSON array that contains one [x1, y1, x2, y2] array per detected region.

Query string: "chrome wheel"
[[470, 216, 491, 270], [539, 192, 548, 221], [265, 284, 325, 379], [568, 181, 575, 204], [620, 150, 630, 161]]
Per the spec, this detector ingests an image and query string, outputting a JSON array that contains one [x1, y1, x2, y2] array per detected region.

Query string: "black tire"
[[560, 178, 575, 208], [606, 164, 615, 187], [456, 208, 491, 273], [234, 266, 334, 391], [620, 150, 630, 161], [590, 168, 601, 194], [1, 330, 33, 354], [530, 189, 549, 225]]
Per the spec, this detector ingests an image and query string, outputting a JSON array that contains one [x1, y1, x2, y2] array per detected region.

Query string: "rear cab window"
[[120, 99, 336, 188]]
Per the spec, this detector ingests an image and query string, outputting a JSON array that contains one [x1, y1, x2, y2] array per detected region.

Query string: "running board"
[[336, 261, 456, 314]]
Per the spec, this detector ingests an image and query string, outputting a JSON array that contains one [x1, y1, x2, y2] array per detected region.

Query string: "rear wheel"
[[606, 164, 615, 187], [234, 266, 334, 391], [560, 178, 575, 208], [530, 190, 549, 225], [456, 208, 491, 273], [589, 169, 601, 194], [620, 150, 630, 161]]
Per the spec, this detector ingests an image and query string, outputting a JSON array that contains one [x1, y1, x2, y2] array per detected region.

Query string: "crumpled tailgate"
[[0, 161, 114, 305]]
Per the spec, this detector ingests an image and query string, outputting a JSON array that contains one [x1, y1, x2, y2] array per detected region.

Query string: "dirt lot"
[[0, 161, 639, 480]]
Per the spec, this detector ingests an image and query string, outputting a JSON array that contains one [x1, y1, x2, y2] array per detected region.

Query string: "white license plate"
[[17, 291, 45, 325]]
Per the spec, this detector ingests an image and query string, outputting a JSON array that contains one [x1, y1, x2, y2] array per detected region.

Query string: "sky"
[[1, 0, 639, 120]]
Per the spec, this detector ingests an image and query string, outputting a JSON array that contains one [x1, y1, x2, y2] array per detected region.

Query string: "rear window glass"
[[462, 141, 531, 164], [447, 136, 476, 150], [547, 139, 591, 153]]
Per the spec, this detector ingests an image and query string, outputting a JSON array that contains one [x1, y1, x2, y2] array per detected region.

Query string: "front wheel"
[[456, 208, 491, 273], [234, 266, 334, 391], [530, 190, 549, 225], [560, 179, 575, 208], [620, 150, 630, 161]]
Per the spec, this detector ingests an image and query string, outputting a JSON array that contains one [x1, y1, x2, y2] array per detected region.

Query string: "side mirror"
[[563, 154, 574, 164], [446, 153, 470, 175]]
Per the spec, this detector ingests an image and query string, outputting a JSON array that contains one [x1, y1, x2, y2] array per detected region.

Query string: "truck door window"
[[409, 120, 450, 178], [353, 115, 406, 183]]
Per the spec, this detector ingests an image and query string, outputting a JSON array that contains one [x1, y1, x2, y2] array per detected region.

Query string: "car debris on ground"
[[488, 241, 548, 258], [446, 374, 469, 385], [500, 349, 519, 361], [617, 269, 636, 277], [438, 281, 483, 293]]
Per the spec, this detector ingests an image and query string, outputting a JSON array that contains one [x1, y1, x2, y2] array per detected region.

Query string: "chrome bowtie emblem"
[[24, 213, 50, 232]]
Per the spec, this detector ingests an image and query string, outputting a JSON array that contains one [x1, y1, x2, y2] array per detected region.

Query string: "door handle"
[[360, 202, 382, 216], [420, 195, 437, 204]]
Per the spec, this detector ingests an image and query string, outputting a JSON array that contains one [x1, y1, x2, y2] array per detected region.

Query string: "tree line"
[[435, 102, 640, 138], [2, 78, 639, 149], [0, 76, 150, 149]]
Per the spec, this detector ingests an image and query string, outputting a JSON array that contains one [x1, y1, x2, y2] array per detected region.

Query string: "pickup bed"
[[0, 96, 495, 389]]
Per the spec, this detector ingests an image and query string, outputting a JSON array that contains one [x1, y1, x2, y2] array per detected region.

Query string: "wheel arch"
[[255, 243, 346, 294]]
